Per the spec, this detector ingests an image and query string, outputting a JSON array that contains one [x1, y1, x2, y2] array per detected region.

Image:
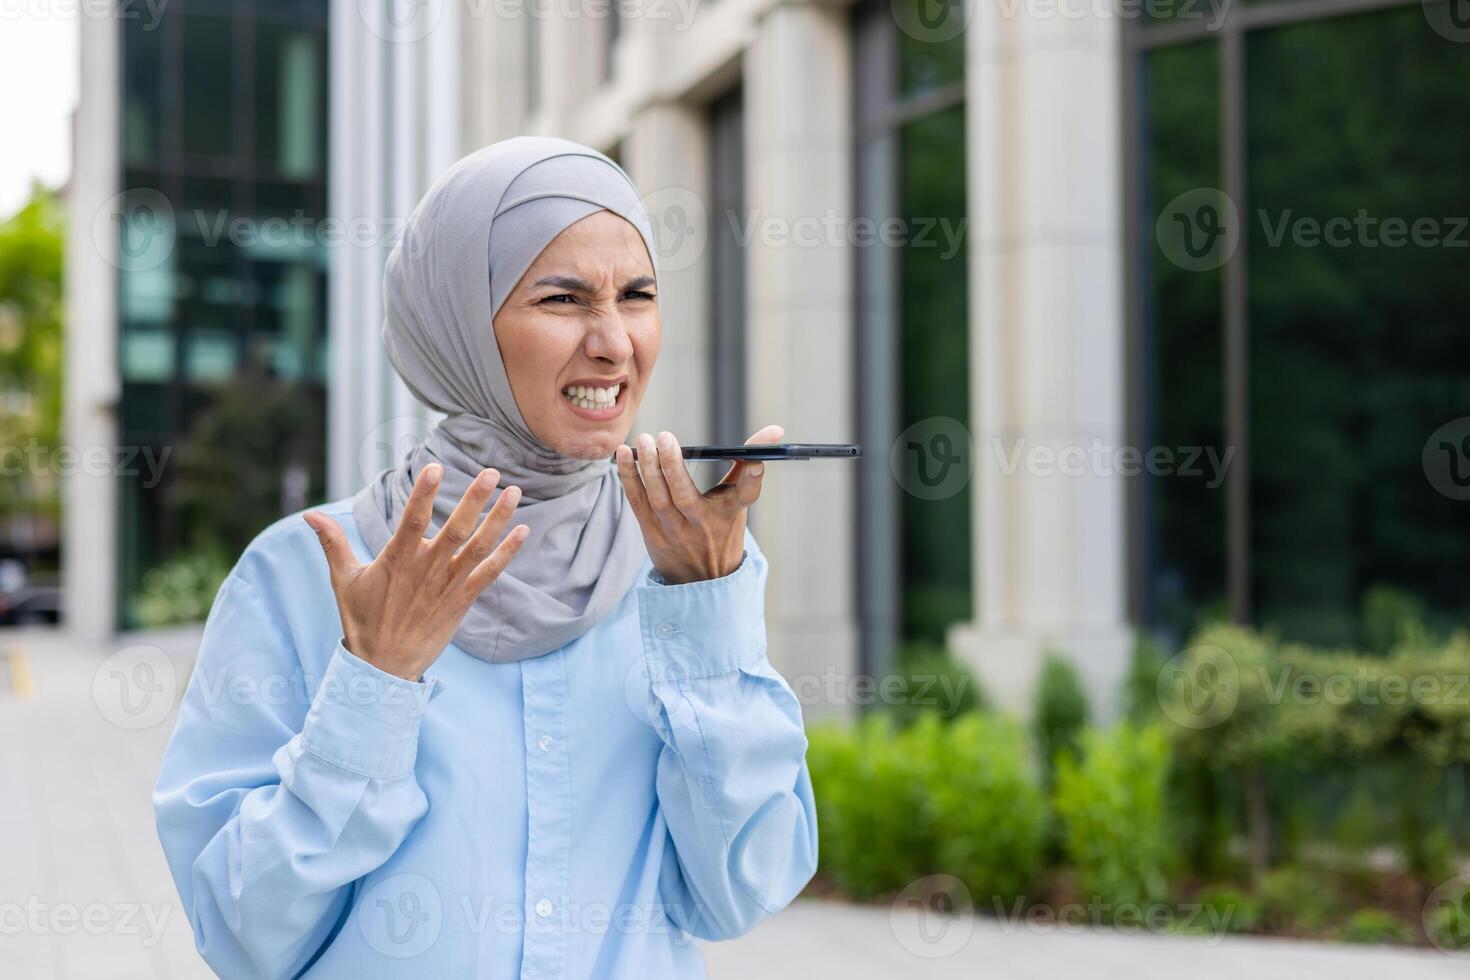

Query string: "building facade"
[[326, 0, 1136, 716], [70, 0, 1470, 719], [68, 0, 332, 635]]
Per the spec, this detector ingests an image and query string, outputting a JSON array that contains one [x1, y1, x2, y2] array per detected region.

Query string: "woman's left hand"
[[615, 424, 783, 585]]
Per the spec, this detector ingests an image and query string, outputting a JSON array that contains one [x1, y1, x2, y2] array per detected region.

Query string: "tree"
[[0, 185, 65, 540]]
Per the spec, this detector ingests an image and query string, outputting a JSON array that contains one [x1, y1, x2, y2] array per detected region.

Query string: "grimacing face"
[[492, 209, 661, 460]]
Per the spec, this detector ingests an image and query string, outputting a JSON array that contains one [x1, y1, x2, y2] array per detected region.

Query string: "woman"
[[153, 136, 818, 979]]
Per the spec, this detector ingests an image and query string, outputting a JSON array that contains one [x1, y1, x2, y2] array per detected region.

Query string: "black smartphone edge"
[[619, 443, 864, 462]]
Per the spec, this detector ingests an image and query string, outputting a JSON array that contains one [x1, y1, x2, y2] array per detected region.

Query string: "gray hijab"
[[351, 136, 658, 664]]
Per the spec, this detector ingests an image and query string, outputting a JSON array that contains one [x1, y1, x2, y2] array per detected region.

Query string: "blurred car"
[[0, 559, 61, 625]]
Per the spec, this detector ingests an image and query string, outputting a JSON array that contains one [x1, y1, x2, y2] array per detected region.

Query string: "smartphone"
[[622, 443, 863, 462]]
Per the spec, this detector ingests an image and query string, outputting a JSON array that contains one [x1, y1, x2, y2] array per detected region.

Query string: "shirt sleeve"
[[637, 531, 819, 941], [152, 569, 438, 980]]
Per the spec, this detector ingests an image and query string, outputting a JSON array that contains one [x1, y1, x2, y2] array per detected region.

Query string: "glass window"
[[895, 0, 964, 96], [122, 13, 162, 165], [1245, 7, 1470, 643], [257, 26, 324, 178], [121, 330, 176, 381], [116, 1, 331, 629], [604, 1, 621, 81], [854, 0, 969, 664], [708, 85, 746, 447], [526, 0, 541, 114], [1138, 41, 1226, 644], [181, 13, 236, 158], [897, 102, 970, 644], [1134, 5, 1470, 647], [185, 328, 240, 381]]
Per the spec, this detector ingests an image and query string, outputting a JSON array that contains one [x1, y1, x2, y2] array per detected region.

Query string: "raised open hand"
[[614, 424, 783, 585], [302, 464, 530, 681]]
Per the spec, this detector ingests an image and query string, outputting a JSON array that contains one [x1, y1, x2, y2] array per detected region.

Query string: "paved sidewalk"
[[703, 900, 1467, 980], [2, 626, 1465, 979]]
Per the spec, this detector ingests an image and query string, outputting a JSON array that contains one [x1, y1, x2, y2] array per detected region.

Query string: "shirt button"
[[535, 898, 553, 918], [537, 734, 552, 752], [655, 622, 674, 638]]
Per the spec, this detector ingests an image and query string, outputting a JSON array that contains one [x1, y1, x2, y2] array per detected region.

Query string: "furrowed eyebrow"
[[532, 275, 595, 293], [530, 274, 657, 293]]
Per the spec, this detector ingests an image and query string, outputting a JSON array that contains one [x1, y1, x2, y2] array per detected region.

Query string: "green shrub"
[[130, 550, 232, 628], [806, 710, 1047, 905], [806, 715, 935, 899], [1189, 886, 1260, 935], [1339, 909, 1409, 944], [1033, 652, 1090, 782], [1167, 765, 1239, 882], [1331, 787, 1379, 855], [1359, 585, 1428, 656], [1161, 625, 1470, 885], [1256, 866, 1346, 933], [1052, 723, 1172, 908], [1165, 624, 1470, 770], [1405, 827, 1458, 886], [1393, 764, 1458, 883], [924, 713, 1048, 905], [885, 643, 982, 726], [1426, 881, 1470, 952], [1123, 634, 1166, 725]]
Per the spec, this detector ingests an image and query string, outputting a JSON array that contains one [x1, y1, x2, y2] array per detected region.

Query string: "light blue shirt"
[[152, 496, 818, 979]]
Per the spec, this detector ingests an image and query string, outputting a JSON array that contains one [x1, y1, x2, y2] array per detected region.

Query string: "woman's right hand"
[[302, 463, 530, 681]]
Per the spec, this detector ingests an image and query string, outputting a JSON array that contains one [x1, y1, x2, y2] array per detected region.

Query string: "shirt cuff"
[[637, 550, 766, 681], [298, 640, 438, 779]]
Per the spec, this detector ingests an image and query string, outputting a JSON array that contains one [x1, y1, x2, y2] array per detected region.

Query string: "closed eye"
[[539, 293, 579, 305], [623, 290, 656, 301]]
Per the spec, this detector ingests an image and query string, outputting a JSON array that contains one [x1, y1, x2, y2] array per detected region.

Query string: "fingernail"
[[750, 463, 764, 478], [425, 464, 441, 485], [638, 433, 654, 450], [658, 431, 673, 448]]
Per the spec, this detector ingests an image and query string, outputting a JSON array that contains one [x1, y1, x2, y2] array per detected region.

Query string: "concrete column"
[[948, 2, 1132, 719], [622, 103, 712, 447], [534, 2, 605, 134], [64, 11, 120, 641], [743, 1, 858, 715], [327, 0, 460, 499], [460, 0, 528, 148]]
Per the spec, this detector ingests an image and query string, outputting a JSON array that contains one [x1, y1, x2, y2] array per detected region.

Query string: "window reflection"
[[1136, 6, 1470, 647], [116, 0, 329, 629]]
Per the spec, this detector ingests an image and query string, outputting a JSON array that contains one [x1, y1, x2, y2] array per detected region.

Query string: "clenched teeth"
[[562, 383, 621, 410]]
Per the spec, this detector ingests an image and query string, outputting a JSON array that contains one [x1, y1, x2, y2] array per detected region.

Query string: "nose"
[[583, 309, 635, 365]]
